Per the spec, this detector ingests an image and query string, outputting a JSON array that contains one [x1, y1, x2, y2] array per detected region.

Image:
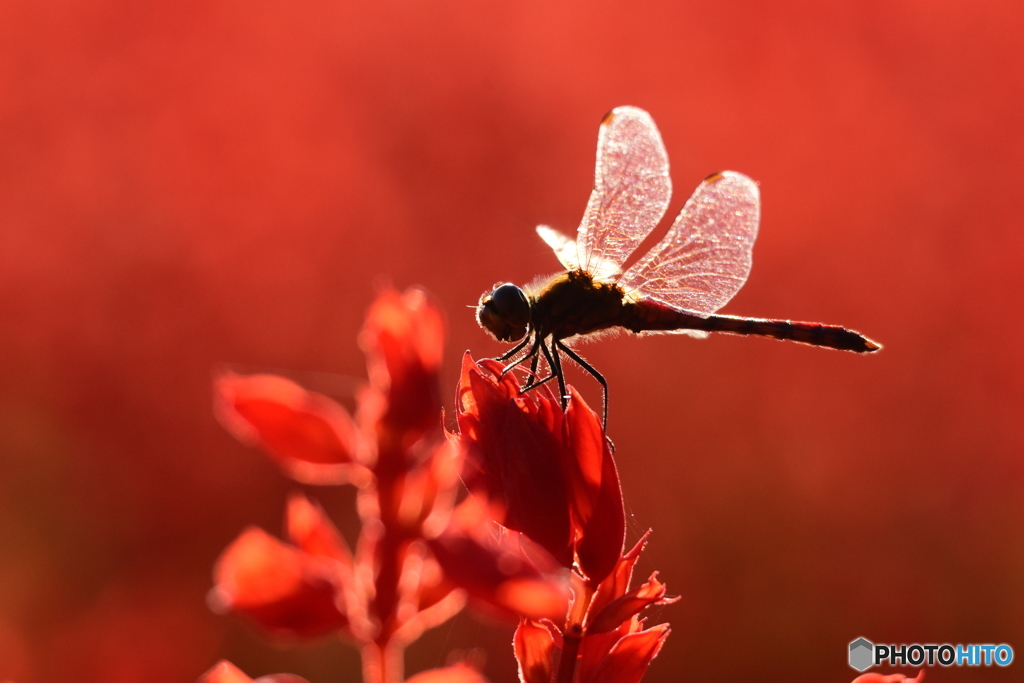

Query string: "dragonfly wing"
[[576, 106, 672, 281], [618, 171, 759, 317], [536, 225, 580, 271]]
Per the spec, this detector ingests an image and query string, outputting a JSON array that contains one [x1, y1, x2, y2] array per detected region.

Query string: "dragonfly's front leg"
[[495, 334, 532, 363], [499, 333, 540, 376]]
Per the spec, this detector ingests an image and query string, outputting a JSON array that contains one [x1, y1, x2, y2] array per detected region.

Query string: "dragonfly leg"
[[516, 366, 565, 397], [519, 341, 544, 391], [556, 340, 608, 431], [499, 333, 542, 378], [495, 335, 532, 363], [517, 370, 559, 394], [542, 339, 568, 410]]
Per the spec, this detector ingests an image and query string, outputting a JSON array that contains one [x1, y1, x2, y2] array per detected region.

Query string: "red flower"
[[428, 498, 572, 623], [208, 493, 351, 639], [215, 372, 368, 486], [214, 287, 445, 482], [359, 286, 445, 457], [513, 534, 676, 683], [209, 289, 673, 683], [450, 354, 671, 683], [211, 288, 464, 683], [514, 618, 556, 683], [452, 354, 625, 585]]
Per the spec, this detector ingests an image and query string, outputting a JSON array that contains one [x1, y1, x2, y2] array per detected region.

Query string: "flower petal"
[[286, 493, 352, 564], [564, 387, 625, 585], [454, 354, 574, 567], [584, 624, 670, 683], [360, 287, 444, 446], [429, 522, 571, 622], [588, 532, 649, 623], [514, 618, 555, 683], [214, 373, 366, 485], [453, 355, 625, 582], [578, 628, 625, 683], [210, 527, 348, 638], [586, 572, 675, 635]]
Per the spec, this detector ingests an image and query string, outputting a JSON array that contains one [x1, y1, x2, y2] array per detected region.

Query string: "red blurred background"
[[1, 1, 1022, 681]]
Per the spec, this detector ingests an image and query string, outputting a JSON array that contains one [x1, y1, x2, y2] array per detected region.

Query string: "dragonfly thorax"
[[477, 283, 531, 342], [531, 270, 627, 340]]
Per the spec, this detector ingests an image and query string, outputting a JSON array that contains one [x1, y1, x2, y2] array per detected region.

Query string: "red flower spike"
[[405, 663, 490, 683], [453, 354, 625, 583], [360, 287, 444, 448], [582, 623, 670, 683], [514, 619, 555, 683], [210, 527, 348, 638], [286, 493, 353, 564], [852, 672, 924, 683], [214, 372, 368, 486]]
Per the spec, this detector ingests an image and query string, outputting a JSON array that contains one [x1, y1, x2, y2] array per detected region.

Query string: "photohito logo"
[[849, 637, 1013, 671]]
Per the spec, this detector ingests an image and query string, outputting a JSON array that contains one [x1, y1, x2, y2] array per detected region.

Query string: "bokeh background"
[[1, 1, 1022, 681]]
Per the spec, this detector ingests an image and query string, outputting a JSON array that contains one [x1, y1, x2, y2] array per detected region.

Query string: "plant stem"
[[555, 625, 582, 683], [361, 641, 404, 683]]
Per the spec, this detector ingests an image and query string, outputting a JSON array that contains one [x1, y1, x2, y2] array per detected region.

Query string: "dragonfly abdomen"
[[621, 300, 881, 353], [701, 314, 881, 352]]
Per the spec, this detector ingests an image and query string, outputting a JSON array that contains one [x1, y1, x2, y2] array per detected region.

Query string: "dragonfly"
[[476, 106, 880, 428]]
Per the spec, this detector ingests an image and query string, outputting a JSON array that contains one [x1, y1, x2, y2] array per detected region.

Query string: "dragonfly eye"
[[476, 283, 530, 342]]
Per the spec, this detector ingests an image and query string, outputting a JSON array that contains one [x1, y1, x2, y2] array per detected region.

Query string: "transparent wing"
[[618, 171, 759, 316], [575, 106, 672, 281], [536, 225, 579, 271]]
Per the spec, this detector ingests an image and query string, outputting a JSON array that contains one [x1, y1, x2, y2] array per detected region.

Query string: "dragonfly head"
[[477, 283, 530, 342]]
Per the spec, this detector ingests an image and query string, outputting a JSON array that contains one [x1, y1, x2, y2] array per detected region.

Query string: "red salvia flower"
[[215, 372, 369, 486], [448, 354, 675, 683], [210, 288, 467, 683], [513, 533, 676, 683], [359, 287, 445, 457], [208, 288, 672, 683], [208, 493, 351, 639], [452, 353, 625, 585]]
